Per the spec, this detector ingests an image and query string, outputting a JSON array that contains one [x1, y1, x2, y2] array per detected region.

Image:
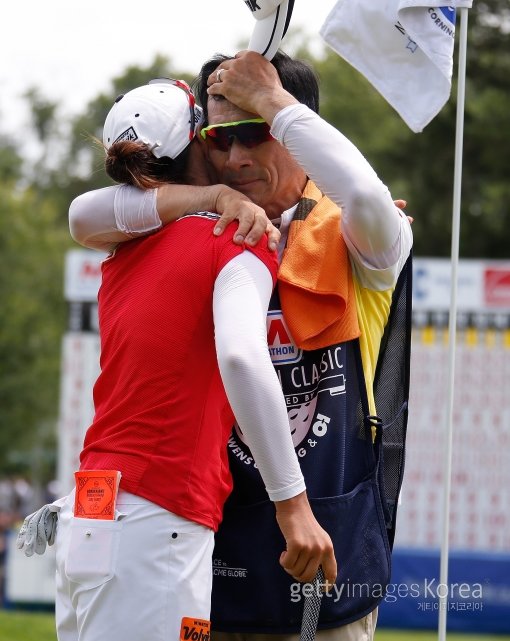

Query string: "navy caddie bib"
[[210, 285, 392, 633]]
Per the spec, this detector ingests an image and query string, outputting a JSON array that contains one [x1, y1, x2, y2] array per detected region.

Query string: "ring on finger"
[[216, 68, 224, 82]]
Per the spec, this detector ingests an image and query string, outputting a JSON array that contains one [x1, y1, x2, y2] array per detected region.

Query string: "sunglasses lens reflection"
[[205, 122, 272, 151]]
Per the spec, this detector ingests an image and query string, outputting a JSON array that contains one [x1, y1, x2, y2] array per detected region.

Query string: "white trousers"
[[55, 491, 214, 641]]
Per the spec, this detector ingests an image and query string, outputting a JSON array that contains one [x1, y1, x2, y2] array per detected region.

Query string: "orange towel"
[[278, 181, 360, 351]]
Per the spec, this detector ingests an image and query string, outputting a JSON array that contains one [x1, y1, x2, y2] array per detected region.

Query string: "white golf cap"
[[102, 80, 203, 159], [245, 0, 295, 60]]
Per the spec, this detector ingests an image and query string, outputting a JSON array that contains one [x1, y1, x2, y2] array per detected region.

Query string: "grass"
[[0, 610, 508, 641], [375, 632, 510, 641], [0, 610, 56, 641]]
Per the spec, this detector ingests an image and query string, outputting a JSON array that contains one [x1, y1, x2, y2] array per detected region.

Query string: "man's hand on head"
[[207, 51, 297, 125]]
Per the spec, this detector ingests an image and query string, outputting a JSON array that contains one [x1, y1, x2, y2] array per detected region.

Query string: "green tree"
[[308, 0, 510, 257], [0, 55, 197, 483], [0, 137, 23, 184], [0, 182, 69, 479]]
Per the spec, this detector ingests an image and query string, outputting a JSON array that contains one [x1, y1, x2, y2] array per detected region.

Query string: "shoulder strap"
[[373, 252, 413, 548]]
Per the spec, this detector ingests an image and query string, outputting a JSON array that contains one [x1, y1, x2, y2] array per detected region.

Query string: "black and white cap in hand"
[[244, 0, 295, 60]]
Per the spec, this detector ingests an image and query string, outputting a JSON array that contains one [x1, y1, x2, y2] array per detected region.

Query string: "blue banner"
[[378, 548, 510, 634]]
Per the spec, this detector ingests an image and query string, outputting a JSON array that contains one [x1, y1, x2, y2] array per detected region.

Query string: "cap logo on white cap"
[[194, 110, 202, 126], [245, 0, 260, 12], [245, 0, 279, 19], [114, 127, 138, 145], [243, 0, 293, 60]]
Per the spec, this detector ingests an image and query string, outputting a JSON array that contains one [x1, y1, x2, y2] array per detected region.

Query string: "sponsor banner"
[[57, 333, 101, 494], [378, 548, 510, 634], [65, 250, 510, 313], [484, 268, 510, 307], [413, 258, 510, 312], [64, 250, 107, 302]]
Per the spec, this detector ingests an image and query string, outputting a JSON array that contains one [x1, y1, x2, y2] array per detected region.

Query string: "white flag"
[[320, 0, 473, 133]]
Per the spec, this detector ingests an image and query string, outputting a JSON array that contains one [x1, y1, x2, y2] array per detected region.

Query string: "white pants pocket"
[[65, 518, 123, 590]]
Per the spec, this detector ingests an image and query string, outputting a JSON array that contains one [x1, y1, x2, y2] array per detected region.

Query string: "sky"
[[1, 1, 333, 141]]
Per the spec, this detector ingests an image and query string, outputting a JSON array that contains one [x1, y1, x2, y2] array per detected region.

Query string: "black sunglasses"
[[200, 118, 273, 152]]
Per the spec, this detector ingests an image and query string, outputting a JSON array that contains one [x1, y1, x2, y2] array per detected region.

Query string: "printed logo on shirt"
[[232, 356, 345, 450], [213, 558, 248, 579], [177, 212, 221, 222], [229, 305, 349, 468], [180, 617, 210, 641], [267, 310, 301, 364], [280, 344, 347, 455], [230, 309, 349, 455]]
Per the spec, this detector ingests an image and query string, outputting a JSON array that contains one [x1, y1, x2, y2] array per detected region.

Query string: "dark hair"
[[105, 140, 190, 189], [193, 50, 320, 122]]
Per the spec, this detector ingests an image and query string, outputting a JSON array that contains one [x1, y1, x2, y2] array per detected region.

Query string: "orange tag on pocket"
[[180, 617, 211, 641], [74, 470, 121, 520]]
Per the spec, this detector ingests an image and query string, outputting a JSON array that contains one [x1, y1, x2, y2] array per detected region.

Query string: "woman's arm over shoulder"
[[69, 183, 279, 251], [212, 249, 337, 584], [213, 252, 305, 502], [69, 185, 161, 251]]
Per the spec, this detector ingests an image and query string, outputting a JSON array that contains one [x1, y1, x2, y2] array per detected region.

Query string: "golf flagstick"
[[300, 567, 325, 641]]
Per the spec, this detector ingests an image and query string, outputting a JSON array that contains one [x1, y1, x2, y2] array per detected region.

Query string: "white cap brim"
[[248, 0, 291, 61]]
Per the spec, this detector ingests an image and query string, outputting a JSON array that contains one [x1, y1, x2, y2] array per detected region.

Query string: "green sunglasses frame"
[[199, 118, 267, 140]]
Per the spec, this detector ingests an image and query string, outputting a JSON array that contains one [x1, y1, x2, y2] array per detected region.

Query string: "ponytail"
[[105, 140, 189, 188]]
